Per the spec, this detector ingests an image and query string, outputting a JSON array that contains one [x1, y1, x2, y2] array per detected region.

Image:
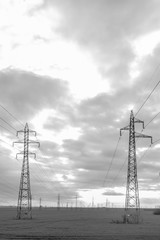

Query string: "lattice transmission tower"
[[120, 110, 152, 224], [57, 193, 60, 210], [14, 123, 40, 219]]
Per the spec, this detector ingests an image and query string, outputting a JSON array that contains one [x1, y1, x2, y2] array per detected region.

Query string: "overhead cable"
[[103, 135, 121, 187], [135, 80, 160, 117], [0, 104, 24, 128]]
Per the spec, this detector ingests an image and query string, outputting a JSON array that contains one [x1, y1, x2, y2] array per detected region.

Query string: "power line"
[[144, 111, 160, 128], [112, 155, 128, 183], [108, 132, 142, 185], [152, 138, 160, 145], [34, 146, 72, 199], [34, 157, 72, 198], [0, 116, 17, 132], [103, 135, 121, 187], [112, 135, 156, 186], [137, 144, 152, 166], [0, 124, 15, 136], [0, 138, 21, 153], [133, 63, 160, 112], [115, 143, 152, 191], [0, 104, 24, 128], [116, 137, 160, 188], [135, 80, 160, 117]]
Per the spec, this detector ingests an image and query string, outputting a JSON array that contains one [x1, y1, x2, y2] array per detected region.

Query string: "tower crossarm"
[[28, 141, 40, 148], [16, 152, 36, 160], [16, 128, 37, 137], [134, 118, 144, 129], [13, 141, 24, 146], [16, 130, 24, 136], [120, 125, 129, 136], [13, 141, 40, 147], [28, 130, 37, 135], [135, 132, 153, 144]]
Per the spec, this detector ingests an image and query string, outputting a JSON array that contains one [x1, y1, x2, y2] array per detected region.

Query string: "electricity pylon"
[[13, 123, 40, 219], [57, 193, 60, 210], [75, 194, 78, 209], [39, 198, 42, 209], [92, 196, 94, 208], [120, 110, 152, 224]]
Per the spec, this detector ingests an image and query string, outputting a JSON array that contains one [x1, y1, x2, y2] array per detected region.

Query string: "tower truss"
[[14, 123, 40, 219], [120, 110, 152, 223]]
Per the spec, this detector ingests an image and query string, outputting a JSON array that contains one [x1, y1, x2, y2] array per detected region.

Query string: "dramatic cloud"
[[45, 0, 160, 88], [0, 68, 69, 122], [0, 0, 160, 207], [103, 189, 124, 196]]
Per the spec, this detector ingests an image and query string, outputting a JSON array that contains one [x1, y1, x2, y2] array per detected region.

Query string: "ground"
[[0, 207, 159, 239]]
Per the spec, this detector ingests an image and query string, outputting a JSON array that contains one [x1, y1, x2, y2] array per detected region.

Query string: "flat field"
[[0, 207, 159, 240]]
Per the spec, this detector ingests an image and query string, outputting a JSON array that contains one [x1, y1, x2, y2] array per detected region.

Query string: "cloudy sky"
[[0, 0, 160, 208]]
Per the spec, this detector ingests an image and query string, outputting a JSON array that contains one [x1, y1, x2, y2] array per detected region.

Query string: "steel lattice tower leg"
[[14, 123, 40, 219], [120, 111, 152, 224]]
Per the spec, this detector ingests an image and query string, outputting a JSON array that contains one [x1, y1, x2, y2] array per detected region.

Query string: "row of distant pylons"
[[14, 110, 152, 224]]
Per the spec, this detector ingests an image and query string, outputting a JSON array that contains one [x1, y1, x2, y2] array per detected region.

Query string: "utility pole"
[[120, 110, 152, 224], [14, 123, 40, 219]]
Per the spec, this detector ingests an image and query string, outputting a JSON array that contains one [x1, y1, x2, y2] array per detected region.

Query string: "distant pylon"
[[92, 196, 94, 208], [57, 193, 60, 210], [120, 110, 152, 224], [75, 194, 78, 209], [106, 198, 108, 208], [13, 123, 40, 219], [39, 198, 42, 209]]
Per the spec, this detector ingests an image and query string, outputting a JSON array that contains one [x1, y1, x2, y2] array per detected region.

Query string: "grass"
[[0, 207, 159, 239]]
